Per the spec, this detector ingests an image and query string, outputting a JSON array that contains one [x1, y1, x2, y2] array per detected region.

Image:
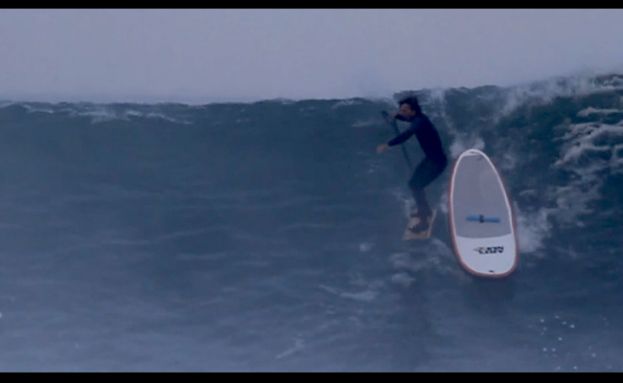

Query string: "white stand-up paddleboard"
[[449, 149, 518, 277]]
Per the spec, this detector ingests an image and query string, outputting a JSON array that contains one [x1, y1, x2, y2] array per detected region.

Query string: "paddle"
[[381, 110, 413, 172]]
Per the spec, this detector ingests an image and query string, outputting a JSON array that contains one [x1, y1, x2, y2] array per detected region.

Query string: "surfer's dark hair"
[[399, 96, 421, 114]]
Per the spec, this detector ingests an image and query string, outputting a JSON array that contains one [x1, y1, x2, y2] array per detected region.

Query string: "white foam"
[[275, 337, 305, 360], [449, 136, 485, 158], [555, 141, 612, 167], [577, 107, 621, 117], [438, 191, 449, 215], [64, 106, 191, 124], [331, 99, 363, 109], [426, 88, 449, 104], [77, 107, 120, 123], [553, 181, 602, 225], [499, 74, 623, 117], [388, 187, 413, 218], [339, 290, 378, 302], [0, 101, 15, 108], [514, 203, 554, 255], [389, 246, 457, 277], [143, 111, 191, 125], [22, 104, 54, 114], [120, 109, 139, 117], [389, 252, 423, 272], [557, 121, 623, 146], [499, 151, 519, 172], [351, 118, 377, 128], [258, 98, 295, 105], [318, 279, 380, 302], [358, 242, 373, 252], [390, 272, 415, 287], [552, 120, 623, 225], [318, 284, 340, 295]]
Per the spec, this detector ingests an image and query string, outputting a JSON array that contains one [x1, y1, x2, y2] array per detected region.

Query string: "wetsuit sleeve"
[[387, 127, 415, 146], [387, 118, 421, 146]]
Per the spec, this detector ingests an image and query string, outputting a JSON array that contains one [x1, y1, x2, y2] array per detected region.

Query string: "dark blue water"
[[0, 73, 622, 371]]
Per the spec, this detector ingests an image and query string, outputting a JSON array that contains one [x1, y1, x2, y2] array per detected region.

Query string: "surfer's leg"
[[409, 161, 433, 227], [413, 188, 431, 219], [408, 158, 445, 232]]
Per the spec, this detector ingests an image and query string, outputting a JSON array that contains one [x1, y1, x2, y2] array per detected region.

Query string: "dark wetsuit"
[[387, 113, 447, 217]]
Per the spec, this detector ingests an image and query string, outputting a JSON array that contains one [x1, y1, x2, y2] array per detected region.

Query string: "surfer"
[[377, 96, 448, 234]]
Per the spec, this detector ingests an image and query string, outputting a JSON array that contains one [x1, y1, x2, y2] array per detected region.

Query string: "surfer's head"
[[398, 96, 421, 119]]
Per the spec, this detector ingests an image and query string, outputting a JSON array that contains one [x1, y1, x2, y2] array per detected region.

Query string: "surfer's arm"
[[387, 126, 415, 146]]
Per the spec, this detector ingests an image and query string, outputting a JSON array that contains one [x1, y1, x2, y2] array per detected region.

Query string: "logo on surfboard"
[[473, 246, 504, 255]]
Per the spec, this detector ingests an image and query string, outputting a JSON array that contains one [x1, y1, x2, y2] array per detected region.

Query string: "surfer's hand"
[[377, 144, 389, 154]]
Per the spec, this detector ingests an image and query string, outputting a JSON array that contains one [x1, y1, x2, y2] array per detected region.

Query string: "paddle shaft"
[[381, 111, 414, 172]]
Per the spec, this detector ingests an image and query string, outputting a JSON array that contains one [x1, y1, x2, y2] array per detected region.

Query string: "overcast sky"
[[1, 9, 623, 103]]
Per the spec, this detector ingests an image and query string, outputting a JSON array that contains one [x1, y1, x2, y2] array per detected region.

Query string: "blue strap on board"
[[466, 214, 501, 223]]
